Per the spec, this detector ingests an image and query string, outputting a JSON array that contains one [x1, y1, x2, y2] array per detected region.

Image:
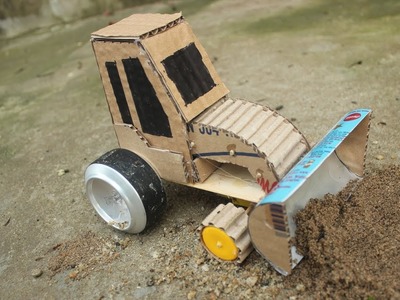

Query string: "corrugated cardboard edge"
[[193, 98, 310, 180], [188, 98, 311, 197], [91, 12, 183, 39], [188, 121, 276, 185]]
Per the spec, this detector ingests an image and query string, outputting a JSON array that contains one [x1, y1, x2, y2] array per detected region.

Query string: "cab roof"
[[91, 12, 183, 39]]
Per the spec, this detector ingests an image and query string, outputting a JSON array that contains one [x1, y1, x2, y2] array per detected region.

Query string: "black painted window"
[[105, 61, 133, 125], [122, 57, 172, 138], [162, 43, 216, 106]]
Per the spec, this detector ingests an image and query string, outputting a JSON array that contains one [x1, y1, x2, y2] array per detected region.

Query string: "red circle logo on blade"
[[344, 112, 361, 121]]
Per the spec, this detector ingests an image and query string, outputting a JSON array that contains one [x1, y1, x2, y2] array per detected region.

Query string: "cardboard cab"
[[91, 13, 229, 183]]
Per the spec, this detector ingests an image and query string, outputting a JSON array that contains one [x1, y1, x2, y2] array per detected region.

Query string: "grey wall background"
[[0, 0, 158, 37]]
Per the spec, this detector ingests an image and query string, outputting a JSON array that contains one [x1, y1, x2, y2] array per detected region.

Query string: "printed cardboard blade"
[[248, 109, 372, 275]]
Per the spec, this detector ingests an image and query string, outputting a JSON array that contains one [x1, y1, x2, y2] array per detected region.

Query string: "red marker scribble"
[[257, 178, 278, 194]]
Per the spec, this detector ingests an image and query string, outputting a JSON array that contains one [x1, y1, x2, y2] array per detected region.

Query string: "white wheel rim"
[[85, 163, 147, 233]]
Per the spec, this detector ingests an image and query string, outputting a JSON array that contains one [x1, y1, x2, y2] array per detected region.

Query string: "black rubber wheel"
[[84, 148, 167, 233]]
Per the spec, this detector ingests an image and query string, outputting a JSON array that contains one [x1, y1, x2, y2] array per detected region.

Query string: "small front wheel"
[[199, 203, 253, 263], [85, 149, 166, 234]]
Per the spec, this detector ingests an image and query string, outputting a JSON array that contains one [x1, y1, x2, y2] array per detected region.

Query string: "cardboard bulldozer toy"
[[85, 13, 371, 275]]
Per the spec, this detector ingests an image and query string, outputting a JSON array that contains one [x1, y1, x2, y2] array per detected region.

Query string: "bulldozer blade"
[[248, 109, 372, 275]]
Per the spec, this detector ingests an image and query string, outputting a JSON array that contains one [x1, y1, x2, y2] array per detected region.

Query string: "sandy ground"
[[294, 165, 400, 299], [0, 0, 399, 299]]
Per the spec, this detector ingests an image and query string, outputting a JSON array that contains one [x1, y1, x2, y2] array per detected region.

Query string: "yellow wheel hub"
[[201, 226, 238, 261]]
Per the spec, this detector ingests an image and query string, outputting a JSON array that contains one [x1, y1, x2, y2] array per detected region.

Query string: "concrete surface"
[[0, 0, 399, 299]]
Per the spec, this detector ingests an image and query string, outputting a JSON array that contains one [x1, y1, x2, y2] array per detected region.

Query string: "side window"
[[122, 57, 172, 138], [162, 42, 216, 106], [105, 61, 133, 125]]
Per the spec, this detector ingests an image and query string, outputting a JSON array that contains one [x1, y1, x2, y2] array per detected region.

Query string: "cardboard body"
[[248, 109, 371, 275], [92, 13, 228, 183], [91, 13, 310, 201]]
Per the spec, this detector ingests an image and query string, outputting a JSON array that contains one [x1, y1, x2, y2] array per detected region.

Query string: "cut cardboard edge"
[[248, 109, 372, 275], [193, 158, 220, 183], [335, 111, 371, 176], [91, 12, 183, 39]]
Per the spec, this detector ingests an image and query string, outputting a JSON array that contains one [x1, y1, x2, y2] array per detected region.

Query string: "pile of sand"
[[291, 165, 400, 299]]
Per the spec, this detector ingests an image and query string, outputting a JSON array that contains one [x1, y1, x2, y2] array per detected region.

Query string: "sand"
[[291, 165, 400, 299]]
